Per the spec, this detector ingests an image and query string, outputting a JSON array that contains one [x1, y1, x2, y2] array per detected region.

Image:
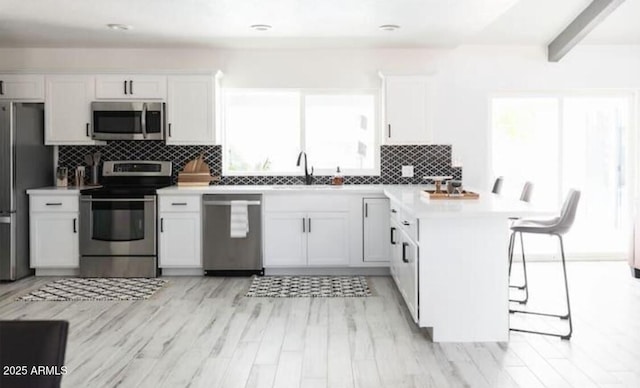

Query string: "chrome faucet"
[[296, 151, 314, 185]]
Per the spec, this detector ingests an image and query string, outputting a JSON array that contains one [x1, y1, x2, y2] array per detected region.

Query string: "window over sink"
[[222, 89, 379, 176]]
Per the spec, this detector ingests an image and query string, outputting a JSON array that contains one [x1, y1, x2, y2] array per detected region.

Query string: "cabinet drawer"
[[159, 195, 201, 212], [30, 196, 78, 212], [389, 200, 403, 225], [399, 216, 418, 243]]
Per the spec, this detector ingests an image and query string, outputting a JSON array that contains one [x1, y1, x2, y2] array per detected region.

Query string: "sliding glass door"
[[492, 93, 634, 258]]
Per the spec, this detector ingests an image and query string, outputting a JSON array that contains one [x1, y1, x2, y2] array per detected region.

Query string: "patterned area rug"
[[17, 278, 168, 301], [246, 276, 372, 298]]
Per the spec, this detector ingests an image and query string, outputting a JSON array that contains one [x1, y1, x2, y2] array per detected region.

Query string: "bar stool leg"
[[509, 233, 572, 340], [509, 231, 529, 304]]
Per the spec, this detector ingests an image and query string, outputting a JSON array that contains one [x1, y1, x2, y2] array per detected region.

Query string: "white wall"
[[2, 45, 639, 188]]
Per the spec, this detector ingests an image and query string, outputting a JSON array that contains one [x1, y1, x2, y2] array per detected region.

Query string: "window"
[[491, 93, 634, 258], [223, 89, 379, 175]]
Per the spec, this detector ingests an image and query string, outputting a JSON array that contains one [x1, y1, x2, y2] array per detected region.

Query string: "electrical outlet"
[[401, 165, 414, 178]]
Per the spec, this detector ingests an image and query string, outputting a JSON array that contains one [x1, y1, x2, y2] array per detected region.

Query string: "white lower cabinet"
[[29, 195, 79, 269], [363, 198, 390, 262], [307, 212, 349, 266], [390, 217, 419, 323], [158, 195, 202, 268], [264, 212, 307, 266], [264, 211, 350, 267]]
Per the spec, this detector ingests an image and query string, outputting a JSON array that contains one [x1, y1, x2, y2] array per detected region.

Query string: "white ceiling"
[[0, 0, 637, 49]]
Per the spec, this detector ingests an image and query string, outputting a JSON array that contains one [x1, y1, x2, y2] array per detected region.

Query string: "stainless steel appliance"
[[203, 194, 264, 275], [91, 101, 164, 141], [0, 103, 53, 281], [79, 161, 172, 277]]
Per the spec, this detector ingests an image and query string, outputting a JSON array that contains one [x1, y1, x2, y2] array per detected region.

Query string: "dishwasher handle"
[[203, 200, 261, 206]]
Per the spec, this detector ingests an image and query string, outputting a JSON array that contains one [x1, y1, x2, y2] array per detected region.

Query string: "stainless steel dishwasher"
[[202, 194, 264, 275]]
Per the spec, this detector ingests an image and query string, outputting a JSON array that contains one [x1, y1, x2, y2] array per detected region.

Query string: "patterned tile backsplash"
[[58, 142, 462, 185]]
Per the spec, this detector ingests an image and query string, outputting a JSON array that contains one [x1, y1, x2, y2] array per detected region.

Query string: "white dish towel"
[[230, 200, 249, 238]]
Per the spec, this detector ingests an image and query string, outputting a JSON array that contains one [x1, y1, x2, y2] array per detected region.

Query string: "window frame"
[[222, 88, 381, 176], [488, 89, 638, 259]]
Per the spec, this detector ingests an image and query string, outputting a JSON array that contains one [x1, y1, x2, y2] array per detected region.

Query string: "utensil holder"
[[91, 165, 99, 185]]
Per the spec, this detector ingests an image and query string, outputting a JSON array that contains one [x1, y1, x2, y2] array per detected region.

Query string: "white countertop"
[[157, 184, 390, 195], [27, 184, 552, 218], [382, 185, 551, 219], [26, 186, 99, 195]]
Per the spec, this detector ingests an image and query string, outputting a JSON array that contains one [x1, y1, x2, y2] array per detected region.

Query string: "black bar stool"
[[509, 189, 581, 340]]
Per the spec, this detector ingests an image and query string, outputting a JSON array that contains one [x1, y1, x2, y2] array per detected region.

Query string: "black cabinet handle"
[[86, 123, 90, 137], [390, 227, 396, 245], [45, 202, 62, 206], [391, 209, 397, 214], [302, 218, 305, 233], [171, 202, 187, 206], [388, 124, 391, 138], [308, 218, 311, 233], [129, 80, 133, 94], [402, 242, 409, 263], [0, 80, 4, 95], [123, 80, 127, 95], [73, 218, 77, 233], [160, 218, 164, 233], [168, 123, 172, 137], [365, 203, 369, 218], [402, 221, 410, 226]]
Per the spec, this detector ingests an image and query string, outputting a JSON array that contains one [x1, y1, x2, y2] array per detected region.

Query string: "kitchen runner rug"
[[246, 276, 372, 298], [17, 278, 168, 301]]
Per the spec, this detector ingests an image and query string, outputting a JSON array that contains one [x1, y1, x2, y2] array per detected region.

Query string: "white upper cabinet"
[[166, 75, 215, 145], [45, 75, 98, 145], [0, 75, 44, 100], [384, 75, 433, 144], [95, 75, 166, 99]]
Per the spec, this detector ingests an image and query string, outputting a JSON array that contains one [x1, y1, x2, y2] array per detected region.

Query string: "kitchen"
[[2, 0, 640, 387]]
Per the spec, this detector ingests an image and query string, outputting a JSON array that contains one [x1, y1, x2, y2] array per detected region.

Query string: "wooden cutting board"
[[421, 190, 480, 200]]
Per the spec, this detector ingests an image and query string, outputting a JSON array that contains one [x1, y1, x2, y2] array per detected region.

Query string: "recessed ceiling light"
[[250, 24, 272, 31], [379, 24, 400, 32], [107, 24, 132, 31]]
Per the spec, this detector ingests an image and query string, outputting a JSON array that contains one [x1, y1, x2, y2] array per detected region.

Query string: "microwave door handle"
[[141, 102, 147, 139]]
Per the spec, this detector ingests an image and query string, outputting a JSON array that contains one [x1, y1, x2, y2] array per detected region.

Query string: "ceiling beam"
[[548, 0, 626, 62]]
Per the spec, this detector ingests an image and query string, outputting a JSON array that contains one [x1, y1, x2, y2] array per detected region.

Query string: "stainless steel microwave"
[[91, 101, 164, 141]]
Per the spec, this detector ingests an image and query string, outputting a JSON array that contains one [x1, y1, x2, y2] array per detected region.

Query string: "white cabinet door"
[[384, 75, 432, 144], [166, 75, 215, 145], [264, 212, 307, 266], [45, 75, 97, 145], [30, 212, 79, 268], [399, 230, 419, 323], [0, 75, 44, 100], [159, 212, 201, 268], [95, 75, 166, 99], [307, 212, 350, 266], [363, 198, 390, 262], [389, 219, 401, 283]]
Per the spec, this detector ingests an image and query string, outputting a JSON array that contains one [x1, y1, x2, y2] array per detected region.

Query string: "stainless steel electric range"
[[79, 161, 172, 278]]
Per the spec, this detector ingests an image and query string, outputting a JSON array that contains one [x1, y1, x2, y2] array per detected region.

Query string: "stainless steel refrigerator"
[[0, 102, 53, 281]]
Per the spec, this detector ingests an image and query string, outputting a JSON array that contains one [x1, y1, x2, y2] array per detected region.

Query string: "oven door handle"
[[141, 102, 148, 139], [80, 198, 156, 202]]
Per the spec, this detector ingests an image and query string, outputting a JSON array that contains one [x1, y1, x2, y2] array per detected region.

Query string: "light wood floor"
[[1, 261, 639, 388]]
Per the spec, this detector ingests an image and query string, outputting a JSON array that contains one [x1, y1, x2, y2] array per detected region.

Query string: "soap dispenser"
[[331, 167, 344, 185]]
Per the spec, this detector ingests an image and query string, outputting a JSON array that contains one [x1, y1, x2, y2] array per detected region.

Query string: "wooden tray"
[[421, 190, 480, 200]]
